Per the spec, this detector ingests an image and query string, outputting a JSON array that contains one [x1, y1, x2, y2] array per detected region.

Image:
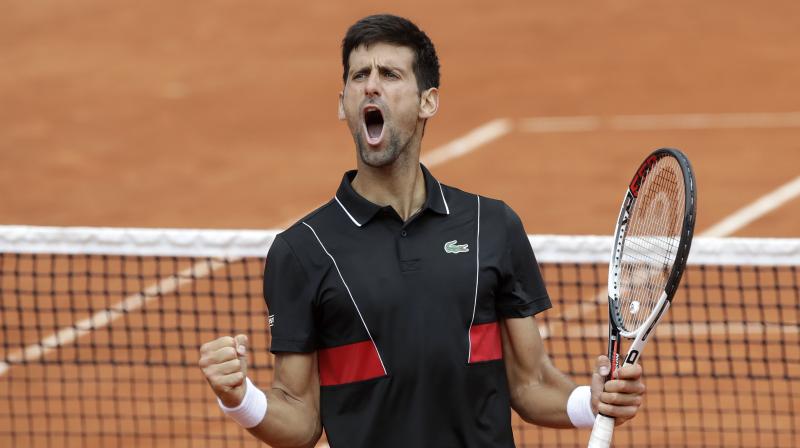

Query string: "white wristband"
[[567, 385, 596, 428], [217, 377, 268, 428]]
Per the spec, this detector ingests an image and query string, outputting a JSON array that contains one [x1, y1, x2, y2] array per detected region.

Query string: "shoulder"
[[277, 199, 337, 240], [439, 182, 517, 224], [267, 199, 338, 261]]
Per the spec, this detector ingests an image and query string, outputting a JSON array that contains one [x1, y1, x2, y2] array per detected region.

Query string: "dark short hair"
[[342, 14, 440, 92]]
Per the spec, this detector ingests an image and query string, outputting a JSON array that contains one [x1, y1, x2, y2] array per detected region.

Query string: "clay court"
[[1, 1, 799, 446]]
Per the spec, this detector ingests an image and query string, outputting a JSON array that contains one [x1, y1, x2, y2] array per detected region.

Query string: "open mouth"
[[363, 107, 385, 145]]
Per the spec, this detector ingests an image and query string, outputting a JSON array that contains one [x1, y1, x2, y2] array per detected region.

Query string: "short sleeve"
[[263, 235, 317, 353], [496, 203, 552, 318]]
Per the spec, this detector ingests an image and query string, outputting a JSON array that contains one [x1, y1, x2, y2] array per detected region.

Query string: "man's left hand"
[[590, 355, 645, 426]]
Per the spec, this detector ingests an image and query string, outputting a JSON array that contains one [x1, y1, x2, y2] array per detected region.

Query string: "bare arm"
[[502, 316, 576, 427], [199, 335, 322, 448], [502, 316, 645, 428], [247, 351, 322, 447]]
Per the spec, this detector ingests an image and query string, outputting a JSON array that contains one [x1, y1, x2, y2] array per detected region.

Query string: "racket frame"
[[588, 148, 696, 448]]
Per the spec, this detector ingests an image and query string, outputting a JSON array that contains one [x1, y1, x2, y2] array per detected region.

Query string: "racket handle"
[[587, 414, 615, 448]]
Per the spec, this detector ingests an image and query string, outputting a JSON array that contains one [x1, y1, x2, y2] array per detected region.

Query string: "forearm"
[[509, 355, 578, 428], [208, 349, 322, 448], [245, 386, 322, 448]]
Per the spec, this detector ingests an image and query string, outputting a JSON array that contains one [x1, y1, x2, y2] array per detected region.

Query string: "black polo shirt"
[[263, 164, 551, 448]]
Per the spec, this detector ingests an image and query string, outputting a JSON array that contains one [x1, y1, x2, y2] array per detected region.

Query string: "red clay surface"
[[2, 1, 799, 235], [1, 1, 799, 447]]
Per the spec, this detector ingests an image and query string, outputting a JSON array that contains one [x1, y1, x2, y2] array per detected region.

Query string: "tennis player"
[[199, 14, 645, 447]]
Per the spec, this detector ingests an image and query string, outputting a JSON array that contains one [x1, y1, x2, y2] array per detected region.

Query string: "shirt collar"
[[334, 164, 450, 228]]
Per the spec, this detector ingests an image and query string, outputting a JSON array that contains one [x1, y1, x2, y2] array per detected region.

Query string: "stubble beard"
[[355, 128, 406, 168]]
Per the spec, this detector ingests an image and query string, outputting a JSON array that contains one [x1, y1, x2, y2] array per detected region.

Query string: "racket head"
[[607, 148, 697, 336]]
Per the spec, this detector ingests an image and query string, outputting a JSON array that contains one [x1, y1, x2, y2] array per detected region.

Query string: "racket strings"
[[617, 156, 685, 332]]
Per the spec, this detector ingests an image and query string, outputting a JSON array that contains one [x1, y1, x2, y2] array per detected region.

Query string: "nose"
[[364, 71, 381, 97]]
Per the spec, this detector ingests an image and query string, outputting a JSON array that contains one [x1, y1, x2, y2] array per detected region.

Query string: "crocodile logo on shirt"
[[444, 240, 469, 254]]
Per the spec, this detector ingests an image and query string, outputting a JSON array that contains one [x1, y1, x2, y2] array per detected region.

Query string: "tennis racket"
[[587, 148, 697, 448]]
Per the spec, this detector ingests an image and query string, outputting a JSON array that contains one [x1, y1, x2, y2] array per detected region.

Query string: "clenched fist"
[[199, 334, 250, 408]]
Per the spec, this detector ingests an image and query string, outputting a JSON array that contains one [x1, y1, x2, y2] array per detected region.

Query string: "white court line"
[[519, 111, 800, 133], [700, 175, 800, 237], [518, 116, 600, 133], [421, 118, 512, 167], [608, 112, 800, 131], [0, 119, 511, 377], [0, 259, 227, 377]]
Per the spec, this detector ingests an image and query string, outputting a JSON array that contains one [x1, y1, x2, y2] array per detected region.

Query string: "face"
[[339, 42, 438, 168]]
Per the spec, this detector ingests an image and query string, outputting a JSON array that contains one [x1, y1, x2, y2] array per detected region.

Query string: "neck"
[[351, 157, 426, 222]]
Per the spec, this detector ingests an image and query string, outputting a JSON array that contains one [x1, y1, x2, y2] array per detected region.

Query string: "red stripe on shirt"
[[469, 321, 503, 363], [318, 340, 385, 386]]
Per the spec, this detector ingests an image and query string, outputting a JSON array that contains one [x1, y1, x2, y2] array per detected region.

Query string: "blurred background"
[[2, 2, 799, 447], [2, 0, 799, 236]]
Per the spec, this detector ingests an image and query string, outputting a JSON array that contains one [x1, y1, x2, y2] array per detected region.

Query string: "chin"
[[359, 149, 400, 168], [356, 133, 403, 168]]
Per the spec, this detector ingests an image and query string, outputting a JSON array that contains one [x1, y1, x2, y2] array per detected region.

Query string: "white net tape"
[[0, 225, 798, 266]]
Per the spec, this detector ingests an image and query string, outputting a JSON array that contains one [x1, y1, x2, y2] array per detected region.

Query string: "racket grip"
[[587, 414, 615, 448]]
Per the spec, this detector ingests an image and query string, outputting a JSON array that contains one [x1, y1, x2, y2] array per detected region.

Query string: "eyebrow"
[[350, 63, 406, 77]]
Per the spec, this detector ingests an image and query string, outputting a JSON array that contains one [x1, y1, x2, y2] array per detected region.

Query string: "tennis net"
[[1, 226, 798, 447]]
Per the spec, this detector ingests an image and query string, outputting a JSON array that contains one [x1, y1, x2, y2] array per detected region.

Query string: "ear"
[[338, 92, 346, 120], [418, 88, 439, 119]]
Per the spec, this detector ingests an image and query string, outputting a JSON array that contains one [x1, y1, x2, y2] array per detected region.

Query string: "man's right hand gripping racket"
[[587, 148, 697, 448]]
